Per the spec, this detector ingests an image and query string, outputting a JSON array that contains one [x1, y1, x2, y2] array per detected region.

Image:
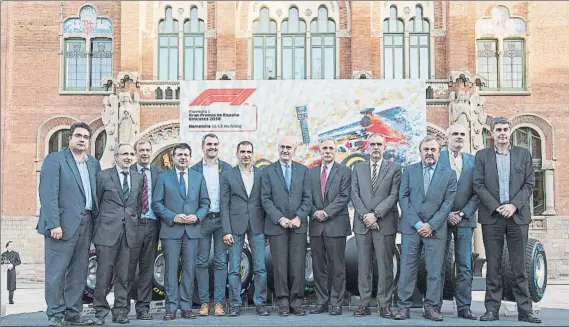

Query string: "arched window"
[[183, 7, 205, 80], [281, 7, 307, 80], [152, 146, 175, 170], [483, 127, 494, 148], [409, 5, 430, 79], [512, 127, 544, 215], [48, 129, 71, 154], [94, 131, 107, 160], [310, 6, 336, 79], [252, 8, 277, 80], [158, 7, 180, 80], [382, 6, 404, 79]]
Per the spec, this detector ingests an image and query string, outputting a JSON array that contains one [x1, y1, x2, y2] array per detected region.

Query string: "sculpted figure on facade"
[[448, 89, 471, 129], [117, 91, 140, 144], [470, 92, 487, 151]]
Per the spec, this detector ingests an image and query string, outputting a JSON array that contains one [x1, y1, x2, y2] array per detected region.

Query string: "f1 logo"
[[190, 89, 256, 106]]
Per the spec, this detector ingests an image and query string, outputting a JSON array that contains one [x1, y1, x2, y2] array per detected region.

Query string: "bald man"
[[261, 136, 312, 316]]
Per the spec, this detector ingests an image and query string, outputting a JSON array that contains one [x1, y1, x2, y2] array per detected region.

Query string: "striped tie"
[[121, 171, 130, 200], [371, 163, 378, 189]]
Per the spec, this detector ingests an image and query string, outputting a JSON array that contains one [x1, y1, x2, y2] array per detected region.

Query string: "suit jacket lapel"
[[373, 160, 389, 194], [275, 162, 288, 192], [234, 166, 248, 198], [175, 170, 187, 199], [65, 150, 86, 197], [458, 153, 471, 183], [362, 161, 373, 195], [429, 164, 444, 194], [111, 169, 126, 204], [87, 157, 97, 209], [324, 163, 339, 199], [251, 167, 262, 199], [417, 164, 426, 197]]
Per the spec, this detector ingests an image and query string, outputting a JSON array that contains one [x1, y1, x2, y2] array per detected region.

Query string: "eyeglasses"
[[119, 152, 135, 156]]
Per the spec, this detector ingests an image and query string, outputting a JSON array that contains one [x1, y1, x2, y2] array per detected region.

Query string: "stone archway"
[[138, 120, 181, 163]]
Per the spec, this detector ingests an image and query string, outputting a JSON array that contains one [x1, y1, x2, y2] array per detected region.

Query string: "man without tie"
[[221, 141, 270, 317], [351, 134, 402, 318]]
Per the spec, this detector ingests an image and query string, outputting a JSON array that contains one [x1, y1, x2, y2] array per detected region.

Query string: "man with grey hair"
[[307, 137, 351, 315], [351, 133, 402, 318], [473, 117, 541, 324], [394, 135, 456, 321]]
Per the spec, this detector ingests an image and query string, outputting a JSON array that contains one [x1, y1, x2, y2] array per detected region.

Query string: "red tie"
[[321, 165, 327, 200], [141, 168, 149, 213]]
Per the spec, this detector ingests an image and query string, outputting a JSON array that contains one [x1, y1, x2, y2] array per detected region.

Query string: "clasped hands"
[[417, 223, 433, 238], [280, 216, 302, 229], [174, 214, 198, 224], [446, 211, 462, 226], [363, 213, 380, 231], [496, 203, 517, 218]]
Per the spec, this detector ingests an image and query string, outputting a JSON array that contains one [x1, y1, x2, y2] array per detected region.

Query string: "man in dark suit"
[[221, 141, 270, 317], [1, 241, 21, 304], [153, 143, 210, 320], [191, 133, 232, 317], [92, 143, 143, 325], [128, 138, 164, 320], [38, 122, 101, 326], [394, 135, 457, 321], [473, 117, 541, 324], [307, 138, 351, 316], [437, 124, 478, 320], [351, 134, 402, 318], [261, 135, 312, 316]]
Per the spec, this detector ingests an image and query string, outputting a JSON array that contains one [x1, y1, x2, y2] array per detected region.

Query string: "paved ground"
[[2, 281, 569, 325]]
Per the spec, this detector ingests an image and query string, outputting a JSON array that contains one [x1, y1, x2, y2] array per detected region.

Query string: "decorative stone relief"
[[530, 217, 546, 230], [403, 6, 411, 15], [205, 28, 217, 39], [305, 9, 312, 17], [476, 5, 526, 37], [337, 29, 352, 38], [216, 71, 236, 80], [432, 29, 447, 37], [144, 123, 180, 145], [352, 70, 373, 79], [371, 30, 381, 37], [276, 9, 282, 17]]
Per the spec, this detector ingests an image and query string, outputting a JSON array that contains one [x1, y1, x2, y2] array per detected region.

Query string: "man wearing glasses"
[[92, 143, 143, 325]]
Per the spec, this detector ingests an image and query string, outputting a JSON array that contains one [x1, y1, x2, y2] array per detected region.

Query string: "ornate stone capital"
[[205, 28, 217, 39], [352, 70, 372, 79], [216, 71, 236, 80], [432, 29, 447, 37], [337, 29, 351, 38]]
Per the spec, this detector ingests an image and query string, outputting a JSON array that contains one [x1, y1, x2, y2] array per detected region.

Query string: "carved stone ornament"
[[352, 70, 373, 79], [216, 71, 236, 80], [205, 28, 217, 39], [432, 29, 447, 37], [276, 9, 282, 17], [337, 29, 352, 38], [305, 9, 312, 17], [144, 123, 180, 145]]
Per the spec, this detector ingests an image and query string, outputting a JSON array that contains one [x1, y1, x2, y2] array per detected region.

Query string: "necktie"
[[179, 172, 187, 198], [423, 166, 432, 193], [320, 165, 327, 200], [121, 171, 130, 200], [284, 164, 291, 191], [141, 168, 149, 213], [371, 163, 378, 189]]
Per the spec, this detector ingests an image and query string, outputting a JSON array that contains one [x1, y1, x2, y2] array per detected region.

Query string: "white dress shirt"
[[370, 159, 383, 179], [239, 166, 255, 197], [116, 165, 131, 191], [202, 159, 220, 212], [175, 167, 190, 196]]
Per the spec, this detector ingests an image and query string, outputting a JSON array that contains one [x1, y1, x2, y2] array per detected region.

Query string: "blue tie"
[[284, 164, 291, 191], [179, 172, 187, 198]]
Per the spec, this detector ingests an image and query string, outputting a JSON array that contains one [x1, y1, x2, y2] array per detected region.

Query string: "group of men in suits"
[[37, 116, 541, 324]]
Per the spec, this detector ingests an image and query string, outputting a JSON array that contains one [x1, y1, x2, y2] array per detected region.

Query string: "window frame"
[[280, 8, 307, 80], [502, 38, 526, 91], [252, 8, 278, 80], [89, 37, 113, 91], [476, 38, 500, 90], [408, 9, 430, 80]]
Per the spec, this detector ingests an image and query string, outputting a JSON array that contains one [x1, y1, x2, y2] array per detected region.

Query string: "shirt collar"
[[370, 159, 382, 168], [137, 163, 150, 172], [116, 165, 129, 175], [175, 167, 189, 175], [239, 165, 254, 173], [495, 145, 512, 155], [280, 160, 292, 168], [422, 162, 437, 171], [321, 161, 334, 171], [203, 158, 219, 167]]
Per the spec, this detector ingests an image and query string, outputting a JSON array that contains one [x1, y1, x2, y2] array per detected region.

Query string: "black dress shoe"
[[112, 313, 130, 324], [480, 311, 499, 321], [291, 307, 306, 316], [379, 307, 394, 318], [229, 306, 241, 317], [256, 305, 270, 316], [278, 307, 290, 316], [163, 311, 176, 320], [519, 312, 542, 324], [458, 309, 477, 320], [354, 306, 371, 317], [136, 311, 153, 320], [9, 300, 14, 304], [329, 306, 342, 315], [423, 308, 443, 321], [393, 308, 410, 320], [63, 315, 94, 325], [181, 310, 197, 319], [310, 304, 328, 314]]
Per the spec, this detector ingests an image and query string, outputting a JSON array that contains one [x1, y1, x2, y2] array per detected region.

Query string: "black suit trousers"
[[482, 218, 532, 314], [128, 220, 159, 313], [311, 234, 346, 307]]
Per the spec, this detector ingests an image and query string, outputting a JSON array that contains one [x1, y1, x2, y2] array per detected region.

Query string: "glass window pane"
[[65, 40, 87, 89], [159, 48, 168, 80], [324, 35, 334, 46], [170, 36, 178, 46], [384, 36, 392, 46], [324, 47, 334, 79], [195, 48, 203, 80], [195, 37, 203, 47], [312, 48, 322, 79], [295, 47, 305, 79], [266, 37, 276, 47], [266, 48, 276, 78], [420, 35, 428, 45], [410, 47, 418, 79], [290, 7, 299, 33], [283, 36, 292, 47], [312, 36, 321, 46], [169, 48, 178, 79], [281, 21, 289, 33], [295, 37, 304, 46], [384, 47, 393, 79], [90, 39, 113, 89], [185, 48, 194, 80], [254, 37, 263, 47], [254, 48, 264, 79], [283, 48, 292, 79], [186, 36, 194, 46], [394, 36, 403, 46], [300, 20, 306, 32], [394, 47, 403, 79], [420, 47, 429, 78]]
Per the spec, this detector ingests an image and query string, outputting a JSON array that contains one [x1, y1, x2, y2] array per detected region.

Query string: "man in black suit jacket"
[[93, 143, 143, 324], [128, 139, 164, 320], [221, 141, 270, 317], [261, 135, 312, 316], [473, 117, 541, 324], [307, 138, 351, 316]]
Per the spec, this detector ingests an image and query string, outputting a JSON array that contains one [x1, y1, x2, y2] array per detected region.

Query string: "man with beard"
[[436, 124, 478, 320], [351, 134, 402, 318], [473, 117, 541, 324], [307, 138, 351, 316], [393, 136, 456, 321], [92, 143, 143, 325], [128, 139, 164, 320], [38, 122, 100, 326], [221, 141, 270, 317], [191, 134, 232, 316], [261, 136, 312, 316], [153, 143, 210, 320]]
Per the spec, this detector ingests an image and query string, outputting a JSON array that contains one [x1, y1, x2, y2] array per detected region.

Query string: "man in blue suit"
[[152, 143, 210, 320], [191, 133, 232, 316], [437, 124, 478, 320], [394, 135, 457, 321], [38, 122, 101, 326]]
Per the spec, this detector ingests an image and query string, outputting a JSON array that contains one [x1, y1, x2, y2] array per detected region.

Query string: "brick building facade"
[[1, 1, 569, 281]]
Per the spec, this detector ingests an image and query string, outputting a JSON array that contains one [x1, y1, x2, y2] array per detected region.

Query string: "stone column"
[[543, 169, 556, 215]]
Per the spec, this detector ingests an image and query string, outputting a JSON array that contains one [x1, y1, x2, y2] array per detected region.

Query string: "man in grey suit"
[[261, 135, 312, 316], [437, 124, 478, 320], [221, 141, 270, 317], [191, 133, 232, 317], [473, 117, 541, 324], [307, 138, 351, 316], [92, 143, 143, 325], [38, 122, 100, 326], [394, 135, 457, 321], [351, 134, 402, 318], [128, 138, 164, 320], [153, 143, 210, 320]]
